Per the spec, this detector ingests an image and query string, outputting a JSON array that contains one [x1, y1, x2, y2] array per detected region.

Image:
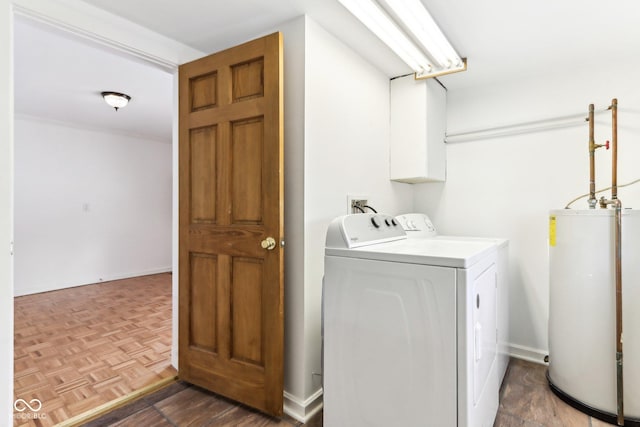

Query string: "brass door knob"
[[261, 237, 276, 250]]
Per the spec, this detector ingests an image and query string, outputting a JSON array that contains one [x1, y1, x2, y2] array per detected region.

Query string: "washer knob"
[[371, 216, 381, 228]]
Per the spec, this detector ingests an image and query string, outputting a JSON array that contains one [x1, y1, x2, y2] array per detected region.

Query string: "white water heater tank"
[[548, 209, 640, 422]]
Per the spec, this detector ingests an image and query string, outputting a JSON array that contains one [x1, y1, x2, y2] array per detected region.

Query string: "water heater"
[[548, 209, 640, 424]]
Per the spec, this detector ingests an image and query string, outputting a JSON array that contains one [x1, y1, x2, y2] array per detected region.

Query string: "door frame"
[[5, 1, 205, 420]]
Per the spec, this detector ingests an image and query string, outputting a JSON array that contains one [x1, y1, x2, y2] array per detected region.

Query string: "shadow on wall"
[[508, 264, 546, 361], [413, 182, 445, 216]]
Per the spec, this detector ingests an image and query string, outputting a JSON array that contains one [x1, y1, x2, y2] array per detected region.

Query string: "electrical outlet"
[[347, 195, 369, 214], [351, 199, 368, 214]]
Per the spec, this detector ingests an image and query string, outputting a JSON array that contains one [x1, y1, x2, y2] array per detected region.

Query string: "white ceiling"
[[14, 16, 173, 142], [14, 0, 640, 140]]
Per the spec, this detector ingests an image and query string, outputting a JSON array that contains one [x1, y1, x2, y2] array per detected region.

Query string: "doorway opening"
[[12, 14, 177, 425]]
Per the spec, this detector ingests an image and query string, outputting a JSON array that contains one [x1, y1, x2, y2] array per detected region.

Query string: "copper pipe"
[[614, 199, 624, 426], [612, 97, 623, 426], [588, 104, 597, 208], [598, 196, 624, 426], [600, 97, 624, 425], [611, 98, 618, 199]]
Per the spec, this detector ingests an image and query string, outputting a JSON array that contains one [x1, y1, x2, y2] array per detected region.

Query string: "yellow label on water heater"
[[549, 216, 556, 246]]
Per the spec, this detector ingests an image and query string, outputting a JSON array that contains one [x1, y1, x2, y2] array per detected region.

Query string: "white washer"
[[323, 213, 501, 427], [395, 213, 510, 383]]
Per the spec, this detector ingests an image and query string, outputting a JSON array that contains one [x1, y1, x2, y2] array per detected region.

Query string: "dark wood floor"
[[84, 381, 322, 427], [87, 358, 612, 427], [497, 358, 613, 427]]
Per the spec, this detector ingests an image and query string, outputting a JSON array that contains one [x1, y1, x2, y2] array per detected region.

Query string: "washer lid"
[[326, 237, 497, 268], [395, 213, 508, 248]]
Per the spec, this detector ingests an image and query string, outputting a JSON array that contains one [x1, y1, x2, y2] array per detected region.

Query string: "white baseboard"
[[283, 388, 323, 423], [14, 267, 172, 296], [508, 343, 548, 365]]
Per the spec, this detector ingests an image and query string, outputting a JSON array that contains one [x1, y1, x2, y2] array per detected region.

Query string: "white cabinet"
[[390, 75, 446, 183]]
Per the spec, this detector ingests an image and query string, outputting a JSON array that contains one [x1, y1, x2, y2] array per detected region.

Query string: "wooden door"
[[178, 32, 284, 416]]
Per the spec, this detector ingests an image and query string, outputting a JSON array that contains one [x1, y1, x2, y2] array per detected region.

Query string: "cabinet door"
[[390, 75, 446, 183]]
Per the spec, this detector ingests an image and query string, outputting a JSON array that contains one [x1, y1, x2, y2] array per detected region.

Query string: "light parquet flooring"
[[13, 273, 176, 427]]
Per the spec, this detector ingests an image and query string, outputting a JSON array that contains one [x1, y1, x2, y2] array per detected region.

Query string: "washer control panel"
[[326, 213, 406, 249]]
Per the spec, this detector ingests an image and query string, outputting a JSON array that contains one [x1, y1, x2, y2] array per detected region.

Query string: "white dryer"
[[395, 213, 510, 383], [323, 213, 501, 427]]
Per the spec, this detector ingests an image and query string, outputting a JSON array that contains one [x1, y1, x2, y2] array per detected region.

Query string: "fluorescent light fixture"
[[338, 0, 432, 73], [338, 0, 466, 79], [101, 91, 131, 111]]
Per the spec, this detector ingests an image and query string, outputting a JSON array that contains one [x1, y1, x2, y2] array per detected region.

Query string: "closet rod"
[[446, 108, 610, 144]]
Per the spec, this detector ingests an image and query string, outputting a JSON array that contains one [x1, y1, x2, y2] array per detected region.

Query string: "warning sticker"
[[549, 216, 556, 247]]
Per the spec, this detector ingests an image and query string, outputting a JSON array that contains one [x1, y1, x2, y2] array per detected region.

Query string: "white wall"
[[13, 117, 172, 296], [414, 65, 640, 361], [303, 14, 413, 401], [277, 15, 307, 415], [0, 2, 14, 425]]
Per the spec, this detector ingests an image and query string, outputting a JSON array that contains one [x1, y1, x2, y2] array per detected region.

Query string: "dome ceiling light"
[[101, 91, 131, 111]]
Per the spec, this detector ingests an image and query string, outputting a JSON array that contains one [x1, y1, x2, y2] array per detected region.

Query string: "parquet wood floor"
[[13, 273, 176, 427]]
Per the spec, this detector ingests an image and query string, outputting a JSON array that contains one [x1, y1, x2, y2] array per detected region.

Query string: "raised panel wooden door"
[[178, 32, 284, 416]]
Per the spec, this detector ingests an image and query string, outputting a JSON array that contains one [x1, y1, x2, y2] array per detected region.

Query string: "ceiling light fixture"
[[101, 91, 131, 111], [338, 0, 466, 79]]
